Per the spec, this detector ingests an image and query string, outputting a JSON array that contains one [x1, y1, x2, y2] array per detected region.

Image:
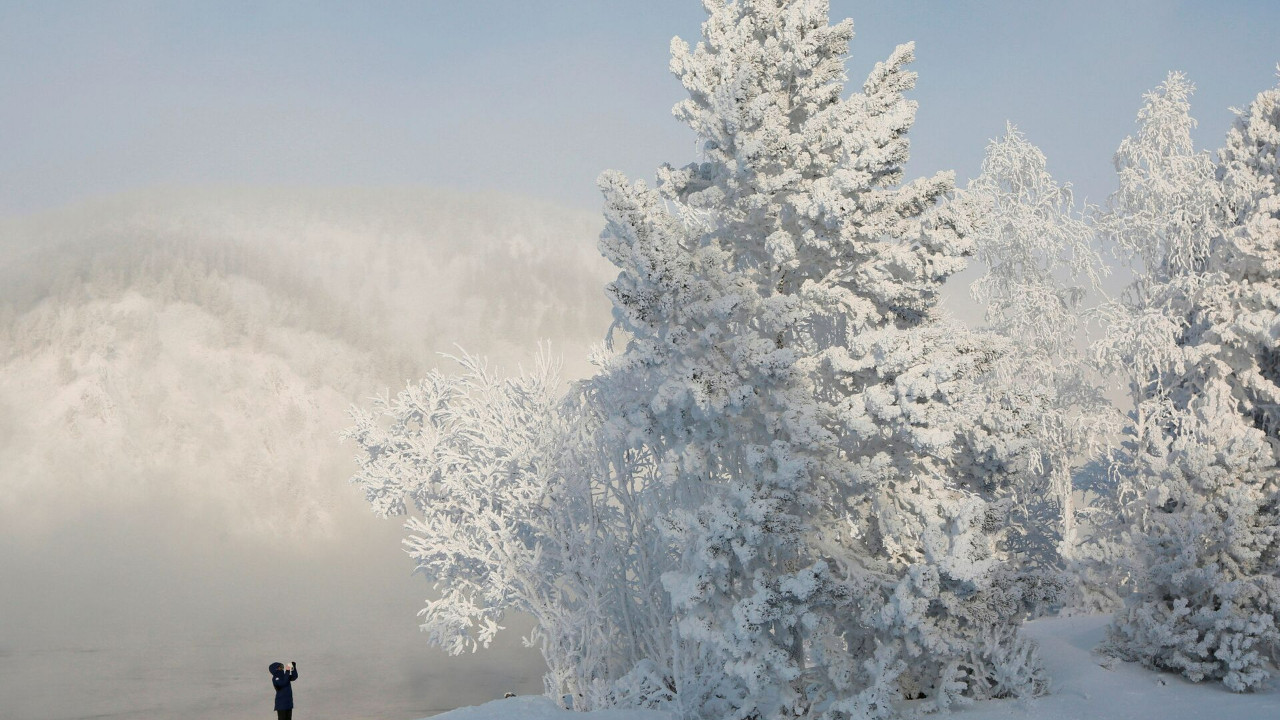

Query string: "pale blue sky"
[[2, 1, 1277, 217]]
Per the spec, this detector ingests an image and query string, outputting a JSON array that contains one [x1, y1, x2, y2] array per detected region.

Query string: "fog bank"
[[0, 187, 613, 719]]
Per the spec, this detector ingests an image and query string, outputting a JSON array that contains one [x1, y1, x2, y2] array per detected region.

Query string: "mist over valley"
[[0, 187, 612, 719]]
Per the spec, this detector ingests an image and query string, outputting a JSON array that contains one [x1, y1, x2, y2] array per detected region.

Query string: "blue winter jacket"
[[269, 662, 299, 711]]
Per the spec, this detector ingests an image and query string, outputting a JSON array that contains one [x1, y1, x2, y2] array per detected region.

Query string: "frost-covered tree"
[[346, 2, 1058, 716], [593, 2, 1045, 717], [1105, 73, 1222, 284], [1100, 73, 1280, 690], [1105, 375, 1280, 691], [343, 351, 677, 707], [1097, 72, 1223, 487], [966, 125, 1112, 572], [1212, 70, 1280, 446], [1089, 73, 1226, 608]]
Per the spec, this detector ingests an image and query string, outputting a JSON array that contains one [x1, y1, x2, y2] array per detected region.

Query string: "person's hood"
[[269, 662, 284, 675]]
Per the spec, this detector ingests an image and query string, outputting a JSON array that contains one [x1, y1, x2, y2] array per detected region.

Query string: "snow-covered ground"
[[956, 615, 1278, 720], [426, 615, 1279, 720], [429, 696, 671, 720]]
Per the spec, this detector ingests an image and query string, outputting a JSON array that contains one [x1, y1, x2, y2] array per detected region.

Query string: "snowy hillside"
[[0, 188, 612, 540], [424, 616, 1279, 720]]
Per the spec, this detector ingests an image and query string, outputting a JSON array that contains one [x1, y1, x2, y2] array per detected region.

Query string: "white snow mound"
[[425, 695, 671, 720]]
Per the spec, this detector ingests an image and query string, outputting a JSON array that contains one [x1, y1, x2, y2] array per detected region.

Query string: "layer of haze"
[[0, 189, 612, 719], [2, 3, 1278, 719], [3, 1, 1279, 218]]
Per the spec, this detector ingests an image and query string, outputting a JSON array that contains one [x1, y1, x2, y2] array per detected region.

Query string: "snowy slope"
[[957, 615, 1279, 720], [424, 616, 1279, 720]]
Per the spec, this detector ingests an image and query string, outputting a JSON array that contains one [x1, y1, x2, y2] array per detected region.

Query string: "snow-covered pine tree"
[[966, 125, 1112, 575], [1213, 70, 1280, 448], [1106, 375, 1280, 691], [1101, 73, 1280, 691], [593, 2, 1045, 717]]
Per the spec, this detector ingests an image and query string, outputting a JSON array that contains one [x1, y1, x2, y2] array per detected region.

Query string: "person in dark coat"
[[269, 661, 299, 720]]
